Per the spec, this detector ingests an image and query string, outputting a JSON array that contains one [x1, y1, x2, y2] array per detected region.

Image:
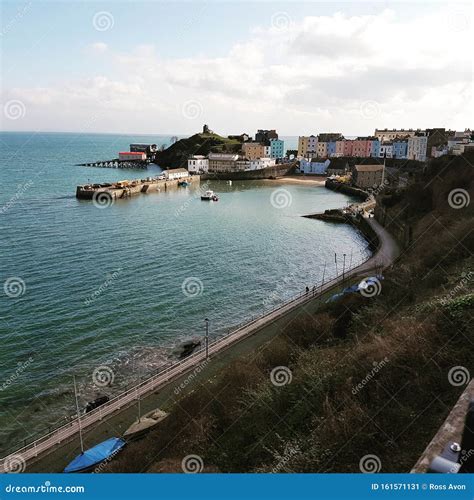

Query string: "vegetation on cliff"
[[109, 154, 473, 473], [154, 132, 243, 169]]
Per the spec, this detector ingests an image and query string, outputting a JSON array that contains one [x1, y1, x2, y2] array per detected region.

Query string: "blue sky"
[[1, 1, 472, 135]]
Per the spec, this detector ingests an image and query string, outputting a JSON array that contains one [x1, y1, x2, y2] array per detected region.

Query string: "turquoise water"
[[0, 132, 370, 454]]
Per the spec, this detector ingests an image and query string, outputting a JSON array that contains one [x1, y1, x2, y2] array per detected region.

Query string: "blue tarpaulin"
[[326, 275, 384, 303], [64, 437, 126, 473]]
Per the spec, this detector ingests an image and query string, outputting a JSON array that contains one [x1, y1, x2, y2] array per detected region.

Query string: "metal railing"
[[0, 248, 377, 465]]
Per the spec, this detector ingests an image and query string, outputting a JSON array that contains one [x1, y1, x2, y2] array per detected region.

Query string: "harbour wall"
[[201, 163, 295, 181], [76, 176, 200, 201], [324, 179, 369, 200]]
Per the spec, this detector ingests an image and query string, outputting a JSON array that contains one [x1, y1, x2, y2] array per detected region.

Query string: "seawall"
[[324, 179, 369, 200], [201, 163, 295, 181], [76, 176, 200, 201]]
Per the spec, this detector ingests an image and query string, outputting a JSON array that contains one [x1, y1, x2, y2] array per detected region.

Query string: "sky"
[[0, 0, 472, 136]]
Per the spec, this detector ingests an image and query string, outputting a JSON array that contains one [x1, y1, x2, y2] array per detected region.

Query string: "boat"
[[123, 409, 169, 440], [178, 180, 190, 187], [63, 437, 126, 473], [64, 376, 125, 472], [201, 190, 219, 201]]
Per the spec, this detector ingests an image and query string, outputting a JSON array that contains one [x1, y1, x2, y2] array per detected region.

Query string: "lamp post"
[[205, 318, 209, 360], [342, 253, 346, 282]]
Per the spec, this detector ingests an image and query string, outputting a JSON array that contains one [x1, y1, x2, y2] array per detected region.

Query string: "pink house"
[[335, 140, 345, 157], [343, 140, 353, 156], [352, 138, 371, 157]]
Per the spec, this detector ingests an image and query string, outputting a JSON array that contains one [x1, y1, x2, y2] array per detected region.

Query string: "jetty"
[[0, 216, 399, 472], [76, 160, 149, 169], [76, 175, 200, 201]]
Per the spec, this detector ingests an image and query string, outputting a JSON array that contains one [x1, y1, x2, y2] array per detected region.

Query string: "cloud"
[[2, 6, 472, 134], [88, 42, 108, 54]]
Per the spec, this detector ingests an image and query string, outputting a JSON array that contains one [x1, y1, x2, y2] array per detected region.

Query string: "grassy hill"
[[109, 154, 473, 473], [154, 132, 243, 169]]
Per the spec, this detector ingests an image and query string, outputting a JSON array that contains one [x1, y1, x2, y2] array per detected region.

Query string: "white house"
[[248, 158, 276, 170], [164, 168, 189, 180], [378, 143, 393, 159], [187, 155, 209, 174], [298, 158, 330, 174], [407, 135, 428, 161]]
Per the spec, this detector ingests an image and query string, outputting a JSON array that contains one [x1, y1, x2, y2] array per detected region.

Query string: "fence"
[[0, 247, 379, 467]]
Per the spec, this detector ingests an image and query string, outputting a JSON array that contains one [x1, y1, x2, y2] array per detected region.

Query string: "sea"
[[0, 131, 370, 455]]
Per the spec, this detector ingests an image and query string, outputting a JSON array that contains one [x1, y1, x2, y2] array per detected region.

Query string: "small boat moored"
[[201, 190, 219, 201], [124, 409, 169, 440], [63, 437, 126, 473], [178, 180, 190, 187]]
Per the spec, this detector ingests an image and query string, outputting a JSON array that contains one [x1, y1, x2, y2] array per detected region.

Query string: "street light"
[[204, 318, 209, 359], [342, 253, 346, 282]]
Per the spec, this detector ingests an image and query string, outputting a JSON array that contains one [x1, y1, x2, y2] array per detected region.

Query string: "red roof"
[[119, 151, 144, 155]]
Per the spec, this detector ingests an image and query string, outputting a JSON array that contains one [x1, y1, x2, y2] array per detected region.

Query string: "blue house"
[[392, 140, 408, 159], [327, 142, 337, 157], [270, 139, 285, 159], [370, 139, 380, 158]]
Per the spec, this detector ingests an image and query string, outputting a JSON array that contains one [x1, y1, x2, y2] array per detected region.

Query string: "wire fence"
[[0, 247, 380, 463]]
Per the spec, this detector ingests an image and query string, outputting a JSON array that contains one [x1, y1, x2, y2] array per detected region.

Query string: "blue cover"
[[64, 437, 125, 473]]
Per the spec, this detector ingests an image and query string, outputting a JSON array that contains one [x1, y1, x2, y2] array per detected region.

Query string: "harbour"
[[0, 132, 371, 460]]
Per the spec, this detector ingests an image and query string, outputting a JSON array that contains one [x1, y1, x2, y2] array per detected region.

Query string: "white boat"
[[201, 190, 219, 201], [123, 408, 169, 440]]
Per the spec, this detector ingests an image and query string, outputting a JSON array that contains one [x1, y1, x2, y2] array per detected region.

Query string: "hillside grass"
[[155, 132, 243, 168]]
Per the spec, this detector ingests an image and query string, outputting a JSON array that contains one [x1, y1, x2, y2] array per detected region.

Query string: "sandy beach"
[[266, 175, 326, 186]]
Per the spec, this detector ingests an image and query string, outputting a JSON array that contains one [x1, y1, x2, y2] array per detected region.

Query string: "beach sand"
[[264, 175, 326, 186]]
